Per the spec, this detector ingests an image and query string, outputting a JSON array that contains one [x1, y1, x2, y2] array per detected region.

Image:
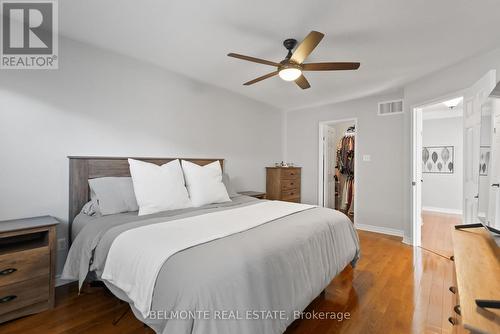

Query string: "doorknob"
[[492, 183, 500, 188]]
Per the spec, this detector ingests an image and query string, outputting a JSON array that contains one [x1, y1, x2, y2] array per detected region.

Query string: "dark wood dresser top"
[[0, 216, 59, 233]]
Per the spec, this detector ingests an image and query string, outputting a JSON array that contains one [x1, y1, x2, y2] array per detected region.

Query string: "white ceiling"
[[422, 102, 463, 120], [59, 0, 500, 110]]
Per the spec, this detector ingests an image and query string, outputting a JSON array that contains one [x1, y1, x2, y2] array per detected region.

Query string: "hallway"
[[421, 211, 460, 258]]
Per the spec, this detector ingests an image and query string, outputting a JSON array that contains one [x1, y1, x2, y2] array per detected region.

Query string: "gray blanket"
[[62, 196, 360, 334]]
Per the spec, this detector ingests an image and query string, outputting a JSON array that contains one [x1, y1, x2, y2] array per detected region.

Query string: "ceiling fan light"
[[279, 67, 302, 81]]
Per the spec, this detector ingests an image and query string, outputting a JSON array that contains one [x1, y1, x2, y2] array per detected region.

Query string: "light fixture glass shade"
[[279, 68, 302, 81], [443, 97, 463, 109]]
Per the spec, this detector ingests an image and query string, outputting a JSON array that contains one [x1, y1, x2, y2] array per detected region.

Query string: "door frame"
[[318, 118, 358, 224], [411, 90, 465, 247]]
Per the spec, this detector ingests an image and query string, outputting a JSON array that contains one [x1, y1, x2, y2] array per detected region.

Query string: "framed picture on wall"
[[480, 146, 490, 176], [422, 146, 454, 174]]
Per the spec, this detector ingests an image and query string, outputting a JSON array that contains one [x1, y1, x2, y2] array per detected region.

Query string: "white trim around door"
[[318, 118, 358, 225], [411, 91, 465, 247]]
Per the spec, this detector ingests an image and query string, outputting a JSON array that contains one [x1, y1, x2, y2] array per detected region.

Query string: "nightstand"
[[0, 216, 59, 323], [238, 191, 267, 199], [266, 167, 301, 202]]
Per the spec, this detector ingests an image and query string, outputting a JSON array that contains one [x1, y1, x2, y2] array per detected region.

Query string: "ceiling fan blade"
[[295, 74, 311, 89], [243, 71, 279, 85], [302, 62, 360, 71], [290, 31, 324, 64], [228, 53, 279, 67]]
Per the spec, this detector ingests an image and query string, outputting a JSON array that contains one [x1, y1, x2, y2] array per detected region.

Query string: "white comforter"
[[101, 201, 315, 317]]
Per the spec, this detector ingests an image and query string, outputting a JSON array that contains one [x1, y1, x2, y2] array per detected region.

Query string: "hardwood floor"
[[286, 230, 457, 334], [421, 211, 461, 258], [0, 230, 458, 334]]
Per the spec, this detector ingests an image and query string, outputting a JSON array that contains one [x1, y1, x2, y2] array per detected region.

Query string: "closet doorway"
[[318, 118, 358, 223]]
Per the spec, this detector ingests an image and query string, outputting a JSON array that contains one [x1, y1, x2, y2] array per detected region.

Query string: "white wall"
[[0, 38, 282, 275], [285, 91, 405, 233], [422, 117, 463, 213]]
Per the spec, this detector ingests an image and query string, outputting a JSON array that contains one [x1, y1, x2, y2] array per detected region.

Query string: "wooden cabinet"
[[0, 216, 58, 323], [266, 167, 301, 202], [450, 227, 500, 333]]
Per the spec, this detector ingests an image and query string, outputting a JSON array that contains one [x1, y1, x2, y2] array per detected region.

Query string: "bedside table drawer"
[[281, 189, 300, 201], [281, 169, 300, 180], [0, 217, 58, 323], [0, 276, 49, 315], [281, 179, 299, 190], [0, 247, 49, 287]]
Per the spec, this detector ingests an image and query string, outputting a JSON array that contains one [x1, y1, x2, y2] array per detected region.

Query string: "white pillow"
[[128, 159, 192, 215], [181, 160, 230, 207]]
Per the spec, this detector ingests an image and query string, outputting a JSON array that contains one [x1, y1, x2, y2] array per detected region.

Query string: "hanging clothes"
[[336, 135, 355, 177], [335, 129, 355, 215]]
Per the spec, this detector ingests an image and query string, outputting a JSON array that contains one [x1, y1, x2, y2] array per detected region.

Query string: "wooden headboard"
[[68, 156, 224, 230]]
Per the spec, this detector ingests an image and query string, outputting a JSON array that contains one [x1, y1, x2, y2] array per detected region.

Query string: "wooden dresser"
[[0, 216, 58, 323], [450, 227, 500, 333], [266, 167, 301, 202]]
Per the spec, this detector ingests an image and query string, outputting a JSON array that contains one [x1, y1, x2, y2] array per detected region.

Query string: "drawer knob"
[[453, 305, 461, 316], [0, 268, 17, 276], [448, 317, 458, 326], [450, 255, 454, 261], [0, 295, 17, 303], [449, 286, 457, 294]]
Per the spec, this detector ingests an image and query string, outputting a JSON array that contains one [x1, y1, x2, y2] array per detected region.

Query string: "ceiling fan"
[[227, 31, 360, 90]]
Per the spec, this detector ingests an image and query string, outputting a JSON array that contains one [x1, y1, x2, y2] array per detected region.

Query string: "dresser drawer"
[[0, 247, 49, 287], [281, 169, 300, 180], [0, 276, 49, 315], [281, 189, 300, 202], [266, 167, 301, 201], [281, 179, 299, 190]]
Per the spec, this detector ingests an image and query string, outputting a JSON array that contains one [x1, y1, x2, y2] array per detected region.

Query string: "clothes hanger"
[[344, 126, 356, 137]]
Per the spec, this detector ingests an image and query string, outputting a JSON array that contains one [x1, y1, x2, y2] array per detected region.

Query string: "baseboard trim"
[[355, 223, 404, 238], [402, 235, 413, 245], [422, 206, 462, 215]]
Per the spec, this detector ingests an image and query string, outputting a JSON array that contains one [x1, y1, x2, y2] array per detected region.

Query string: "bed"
[[62, 156, 360, 334]]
